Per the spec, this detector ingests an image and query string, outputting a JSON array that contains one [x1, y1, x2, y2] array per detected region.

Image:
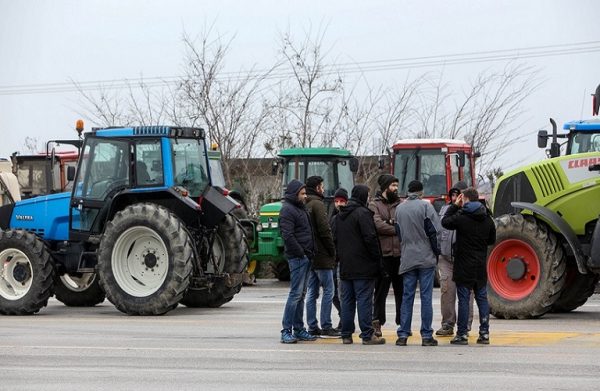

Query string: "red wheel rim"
[[488, 239, 540, 300]]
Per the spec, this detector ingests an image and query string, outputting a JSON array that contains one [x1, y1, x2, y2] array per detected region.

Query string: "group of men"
[[279, 174, 496, 346]]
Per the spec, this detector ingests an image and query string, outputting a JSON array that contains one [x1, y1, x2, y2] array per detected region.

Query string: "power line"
[[1, 40, 599, 96]]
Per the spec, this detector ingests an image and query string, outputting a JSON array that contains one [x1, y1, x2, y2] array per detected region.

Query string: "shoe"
[[435, 325, 454, 336], [320, 328, 341, 338], [477, 334, 490, 345], [421, 337, 438, 346], [281, 330, 298, 344], [362, 335, 386, 345], [372, 320, 382, 337], [450, 334, 469, 345], [342, 337, 353, 344], [395, 337, 408, 346], [308, 327, 322, 337], [294, 329, 318, 341]]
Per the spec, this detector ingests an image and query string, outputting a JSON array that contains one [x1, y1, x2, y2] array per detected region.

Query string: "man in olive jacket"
[[332, 184, 386, 345], [304, 176, 339, 337]]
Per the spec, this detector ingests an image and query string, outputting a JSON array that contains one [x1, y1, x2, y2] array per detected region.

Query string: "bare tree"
[[22, 136, 42, 154]]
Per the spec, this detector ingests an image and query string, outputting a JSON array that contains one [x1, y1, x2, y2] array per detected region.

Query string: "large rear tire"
[[551, 264, 598, 313], [487, 214, 566, 319], [54, 273, 105, 307], [180, 214, 246, 308], [0, 230, 54, 315], [98, 203, 193, 315]]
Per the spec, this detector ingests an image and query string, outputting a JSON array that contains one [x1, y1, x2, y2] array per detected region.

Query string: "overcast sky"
[[1, 0, 598, 172]]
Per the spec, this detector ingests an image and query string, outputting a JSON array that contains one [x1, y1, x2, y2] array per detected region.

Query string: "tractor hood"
[[9, 192, 71, 241]]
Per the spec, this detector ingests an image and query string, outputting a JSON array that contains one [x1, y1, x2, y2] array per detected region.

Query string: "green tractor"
[[487, 113, 600, 319], [250, 148, 358, 281]]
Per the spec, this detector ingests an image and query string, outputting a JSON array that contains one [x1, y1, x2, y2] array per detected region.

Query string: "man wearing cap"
[[279, 179, 318, 344], [369, 174, 403, 338], [436, 182, 474, 337], [394, 180, 441, 347], [304, 176, 339, 337]]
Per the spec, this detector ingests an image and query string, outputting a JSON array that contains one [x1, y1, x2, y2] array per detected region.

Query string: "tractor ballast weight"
[[0, 125, 247, 315]]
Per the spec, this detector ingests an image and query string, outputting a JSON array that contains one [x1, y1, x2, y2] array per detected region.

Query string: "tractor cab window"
[[394, 149, 446, 196], [135, 140, 163, 186], [171, 139, 209, 197], [335, 160, 354, 196], [306, 161, 336, 197], [463, 154, 474, 187], [569, 132, 600, 154], [74, 138, 130, 200], [283, 159, 353, 197]]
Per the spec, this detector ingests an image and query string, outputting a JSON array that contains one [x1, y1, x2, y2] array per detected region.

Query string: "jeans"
[[281, 256, 311, 332], [438, 255, 473, 329], [457, 284, 490, 337], [340, 279, 376, 340], [373, 256, 403, 326], [306, 268, 335, 330], [397, 266, 435, 339]]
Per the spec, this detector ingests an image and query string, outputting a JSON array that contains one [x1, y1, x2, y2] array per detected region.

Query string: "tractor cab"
[[391, 139, 477, 211]]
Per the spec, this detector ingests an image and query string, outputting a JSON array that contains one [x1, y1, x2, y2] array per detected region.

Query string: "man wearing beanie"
[[394, 180, 441, 347], [369, 174, 403, 338], [333, 184, 386, 345], [330, 187, 349, 328], [304, 176, 339, 337], [279, 179, 317, 344]]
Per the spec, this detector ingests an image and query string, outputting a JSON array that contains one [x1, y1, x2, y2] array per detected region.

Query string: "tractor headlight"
[[256, 224, 263, 232], [270, 222, 278, 228], [261, 222, 270, 229]]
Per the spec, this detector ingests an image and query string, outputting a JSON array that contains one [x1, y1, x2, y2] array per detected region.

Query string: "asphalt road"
[[2, 280, 600, 391]]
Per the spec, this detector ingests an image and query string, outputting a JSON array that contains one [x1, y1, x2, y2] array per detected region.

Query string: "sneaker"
[[450, 334, 469, 345], [435, 325, 454, 336], [421, 337, 438, 346], [372, 320, 382, 337], [362, 335, 386, 345], [320, 328, 342, 338], [477, 334, 490, 345], [342, 337, 353, 344], [294, 329, 318, 342], [395, 337, 408, 346], [308, 327, 322, 337], [281, 330, 298, 344]]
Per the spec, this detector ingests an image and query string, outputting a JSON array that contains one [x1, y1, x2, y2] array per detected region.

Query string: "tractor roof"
[[278, 147, 353, 158], [393, 138, 468, 145], [93, 126, 205, 139], [563, 118, 600, 131]]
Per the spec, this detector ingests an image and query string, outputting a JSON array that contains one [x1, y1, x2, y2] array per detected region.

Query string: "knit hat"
[[377, 174, 399, 192], [452, 180, 468, 191], [333, 187, 349, 202], [407, 180, 423, 193], [306, 175, 323, 190]]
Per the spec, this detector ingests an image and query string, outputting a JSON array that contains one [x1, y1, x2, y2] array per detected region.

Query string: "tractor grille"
[[530, 162, 564, 198]]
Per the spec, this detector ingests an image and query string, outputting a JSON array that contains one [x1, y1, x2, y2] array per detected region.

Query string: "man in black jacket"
[[279, 179, 318, 344], [441, 187, 496, 345], [332, 184, 386, 345]]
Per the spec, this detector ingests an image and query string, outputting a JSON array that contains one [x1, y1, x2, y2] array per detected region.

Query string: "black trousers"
[[373, 256, 403, 326]]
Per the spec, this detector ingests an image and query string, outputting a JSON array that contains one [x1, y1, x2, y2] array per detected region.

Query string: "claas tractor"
[[0, 123, 248, 315]]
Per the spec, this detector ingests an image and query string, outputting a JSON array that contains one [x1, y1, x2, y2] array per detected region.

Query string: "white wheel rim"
[[111, 226, 169, 297], [0, 248, 33, 300], [60, 273, 97, 292]]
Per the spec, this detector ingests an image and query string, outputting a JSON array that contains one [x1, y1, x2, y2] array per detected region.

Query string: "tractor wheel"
[[276, 261, 290, 282], [487, 214, 566, 319], [551, 264, 599, 313], [180, 214, 246, 308], [0, 230, 54, 315], [54, 272, 105, 307], [98, 203, 193, 315]]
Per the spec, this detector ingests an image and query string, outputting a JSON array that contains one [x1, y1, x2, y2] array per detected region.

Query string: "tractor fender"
[[590, 220, 600, 272], [511, 202, 588, 274]]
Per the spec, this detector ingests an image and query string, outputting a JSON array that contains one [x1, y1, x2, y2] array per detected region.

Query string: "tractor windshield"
[[394, 149, 447, 196], [171, 139, 210, 197], [283, 159, 354, 197], [568, 132, 600, 154]]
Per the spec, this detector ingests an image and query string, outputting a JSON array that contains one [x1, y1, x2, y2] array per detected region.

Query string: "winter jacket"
[[395, 193, 441, 275], [441, 201, 496, 289], [368, 192, 401, 258], [279, 180, 315, 260], [438, 203, 456, 258], [332, 185, 383, 280], [305, 189, 336, 269]]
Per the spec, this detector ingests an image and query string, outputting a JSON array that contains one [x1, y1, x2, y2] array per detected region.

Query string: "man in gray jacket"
[[394, 180, 441, 347]]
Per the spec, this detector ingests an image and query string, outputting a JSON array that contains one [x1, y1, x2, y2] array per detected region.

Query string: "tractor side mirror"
[[457, 151, 466, 167], [349, 157, 359, 173], [538, 130, 549, 148], [271, 160, 279, 176], [67, 166, 76, 181], [474, 151, 481, 159], [377, 156, 385, 170], [589, 164, 600, 172]]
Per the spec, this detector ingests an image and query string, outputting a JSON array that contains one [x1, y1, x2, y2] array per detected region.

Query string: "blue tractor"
[[0, 125, 248, 315]]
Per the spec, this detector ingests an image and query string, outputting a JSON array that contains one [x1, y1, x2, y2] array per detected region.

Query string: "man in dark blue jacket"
[[279, 179, 318, 344]]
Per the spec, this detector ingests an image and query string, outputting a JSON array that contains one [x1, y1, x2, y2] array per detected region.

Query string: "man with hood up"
[[442, 187, 496, 345], [332, 184, 386, 345], [279, 179, 318, 344], [394, 180, 441, 347]]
